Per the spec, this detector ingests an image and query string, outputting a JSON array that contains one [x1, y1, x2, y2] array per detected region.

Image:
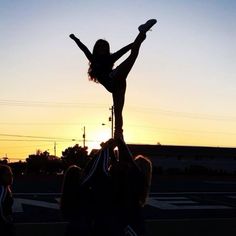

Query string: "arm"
[[0, 186, 8, 223], [69, 34, 93, 61], [111, 43, 133, 62], [100, 139, 117, 164], [117, 138, 135, 164]]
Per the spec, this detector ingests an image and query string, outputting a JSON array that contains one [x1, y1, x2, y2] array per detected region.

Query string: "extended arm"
[[111, 43, 133, 62], [70, 34, 93, 62], [0, 186, 8, 223], [117, 138, 135, 164]]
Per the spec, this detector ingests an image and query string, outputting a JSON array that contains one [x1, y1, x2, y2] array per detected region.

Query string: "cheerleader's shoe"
[[138, 19, 157, 33]]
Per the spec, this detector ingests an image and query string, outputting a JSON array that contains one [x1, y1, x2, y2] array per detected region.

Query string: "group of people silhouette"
[[0, 19, 156, 236], [0, 164, 14, 235], [62, 18, 156, 236], [61, 138, 152, 236]]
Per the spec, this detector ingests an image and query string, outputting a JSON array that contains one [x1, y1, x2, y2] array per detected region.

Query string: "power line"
[[0, 133, 107, 144], [128, 106, 236, 122], [124, 123, 236, 136], [1, 99, 236, 121], [0, 122, 103, 126], [0, 139, 80, 142], [0, 133, 78, 141], [1, 121, 236, 139], [0, 99, 106, 108], [0, 120, 236, 137]]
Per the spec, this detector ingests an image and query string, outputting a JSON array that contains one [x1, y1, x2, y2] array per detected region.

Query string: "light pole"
[[109, 105, 114, 138], [82, 126, 86, 148], [54, 141, 56, 157]]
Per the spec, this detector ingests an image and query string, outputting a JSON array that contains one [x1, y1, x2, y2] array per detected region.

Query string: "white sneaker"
[[138, 19, 157, 33]]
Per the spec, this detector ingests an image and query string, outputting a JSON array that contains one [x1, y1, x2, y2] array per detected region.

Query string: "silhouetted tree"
[[26, 150, 63, 175], [0, 157, 8, 165], [61, 144, 89, 169], [9, 161, 27, 176]]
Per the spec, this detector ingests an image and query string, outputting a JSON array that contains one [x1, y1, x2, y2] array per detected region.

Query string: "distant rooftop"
[[128, 144, 236, 158], [89, 144, 236, 158]]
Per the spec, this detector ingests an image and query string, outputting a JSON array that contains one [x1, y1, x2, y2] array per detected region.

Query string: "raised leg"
[[111, 33, 146, 139], [112, 32, 146, 83], [111, 19, 157, 139]]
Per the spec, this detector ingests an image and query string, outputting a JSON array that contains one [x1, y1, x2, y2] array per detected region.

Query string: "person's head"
[[135, 155, 152, 185], [134, 155, 152, 206], [0, 164, 13, 186], [88, 39, 112, 82], [61, 165, 82, 219], [62, 165, 82, 192], [93, 39, 110, 57]]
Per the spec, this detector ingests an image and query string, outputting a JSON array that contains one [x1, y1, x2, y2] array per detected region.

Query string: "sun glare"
[[86, 128, 111, 152]]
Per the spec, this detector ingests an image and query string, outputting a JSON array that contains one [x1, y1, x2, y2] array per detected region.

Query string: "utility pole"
[[109, 105, 114, 138], [83, 126, 86, 148], [54, 142, 56, 157]]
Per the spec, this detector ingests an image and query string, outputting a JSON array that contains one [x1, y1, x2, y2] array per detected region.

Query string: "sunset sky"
[[1, 0, 236, 160]]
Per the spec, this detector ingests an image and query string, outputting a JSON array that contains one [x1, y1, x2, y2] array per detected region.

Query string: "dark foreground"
[[12, 174, 236, 235], [14, 218, 236, 236]]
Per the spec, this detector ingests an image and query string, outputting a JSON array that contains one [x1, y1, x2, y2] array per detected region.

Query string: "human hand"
[[100, 139, 117, 149]]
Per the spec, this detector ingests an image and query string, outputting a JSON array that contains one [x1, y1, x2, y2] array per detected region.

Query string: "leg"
[[112, 32, 146, 83], [110, 19, 157, 139], [112, 18, 157, 83], [112, 85, 126, 139], [111, 33, 146, 139]]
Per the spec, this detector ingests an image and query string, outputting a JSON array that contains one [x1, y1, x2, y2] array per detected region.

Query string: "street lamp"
[[101, 106, 114, 139], [109, 106, 114, 138]]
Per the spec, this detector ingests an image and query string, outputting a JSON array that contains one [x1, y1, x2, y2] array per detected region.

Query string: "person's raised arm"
[[117, 138, 135, 164], [111, 43, 133, 63], [69, 34, 93, 62], [100, 139, 117, 164]]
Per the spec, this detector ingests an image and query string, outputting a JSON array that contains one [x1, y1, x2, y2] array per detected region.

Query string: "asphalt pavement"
[[12, 175, 236, 235]]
